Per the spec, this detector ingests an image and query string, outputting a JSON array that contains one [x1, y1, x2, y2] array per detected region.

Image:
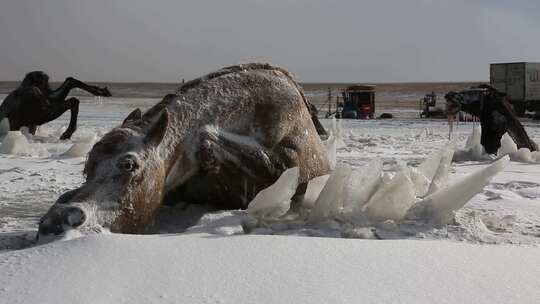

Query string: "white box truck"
[[490, 62, 540, 116]]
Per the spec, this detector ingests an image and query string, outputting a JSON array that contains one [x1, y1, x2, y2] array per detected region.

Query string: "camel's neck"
[[155, 94, 210, 173], [49, 78, 108, 101]]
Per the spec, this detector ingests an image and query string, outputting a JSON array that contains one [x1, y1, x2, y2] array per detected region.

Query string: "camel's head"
[[38, 108, 170, 238], [21, 71, 51, 93], [444, 91, 463, 117]]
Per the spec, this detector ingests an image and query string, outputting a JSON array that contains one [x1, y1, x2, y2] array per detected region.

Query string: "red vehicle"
[[339, 85, 376, 119]]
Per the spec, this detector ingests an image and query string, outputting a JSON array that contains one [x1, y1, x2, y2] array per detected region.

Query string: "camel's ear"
[[123, 108, 142, 125], [144, 109, 169, 147]]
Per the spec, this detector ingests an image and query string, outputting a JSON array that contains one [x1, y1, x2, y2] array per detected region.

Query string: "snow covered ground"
[[1, 97, 540, 303]]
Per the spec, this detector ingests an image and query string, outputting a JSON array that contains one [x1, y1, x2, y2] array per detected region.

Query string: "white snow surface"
[[1, 98, 540, 303], [2, 233, 540, 304]]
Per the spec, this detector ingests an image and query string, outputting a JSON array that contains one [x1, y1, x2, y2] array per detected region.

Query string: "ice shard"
[[303, 174, 330, 208], [426, 144, 454, 195], [308, 163, 352, 223], [330, 117, 346, 148], [417, 148, 443, 183], [247, 167, 299, 219], [361, 167, 416, 222], [453, 126, 491, 161], [62, 134, 97, 157], [0, 118, 9, 138], [0, 131, 31, 156], [331, 117, 342, 139], [324, 135, 337, 170], [408, 167, 430, 198], [532, 151, 540, 163], [512, 148, 534, 163], [412, 144, 455, 197], [497, 133, 518, 157], [344, 158, 383, 214], [465, 125, 481, 150], [405, 156, 509, 225]]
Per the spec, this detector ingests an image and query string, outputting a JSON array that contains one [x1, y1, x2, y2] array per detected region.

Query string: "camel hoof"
[[60, 132, 73, 140], [100, 87, 112, 97]]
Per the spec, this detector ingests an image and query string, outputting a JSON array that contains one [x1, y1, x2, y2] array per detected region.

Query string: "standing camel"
[[445, 84, 538, 154], [0, 71, 111, 139]]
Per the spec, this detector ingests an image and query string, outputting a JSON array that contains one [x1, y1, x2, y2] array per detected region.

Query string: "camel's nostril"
[[38, 207, 85, 237], [62, 207, 86, 228], [38, 217, 64, 236]]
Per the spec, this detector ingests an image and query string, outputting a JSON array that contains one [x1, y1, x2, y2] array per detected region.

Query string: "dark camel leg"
[[27, 125, 37, 135], [49, 77, 111, 102], [479, 100, 537, 153], [307, 102, 327, 136], [58, 97, 80, 140], [195, 129, 300, 208], [33, 97, 79, 140], [197, 129, 298, 182], [497, 101, 538, 152]]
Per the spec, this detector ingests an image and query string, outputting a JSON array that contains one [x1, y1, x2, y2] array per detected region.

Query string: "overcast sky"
[[0, 0, 539, 82]]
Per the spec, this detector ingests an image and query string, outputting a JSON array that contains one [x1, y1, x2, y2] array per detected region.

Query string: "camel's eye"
[[117, 155, 139, 173]]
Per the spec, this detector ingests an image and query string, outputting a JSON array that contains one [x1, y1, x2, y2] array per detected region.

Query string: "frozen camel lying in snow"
[[38, 63, 330, 237]]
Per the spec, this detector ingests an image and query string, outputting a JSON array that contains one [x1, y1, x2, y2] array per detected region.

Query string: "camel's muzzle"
[[38, 206, 86, 237]]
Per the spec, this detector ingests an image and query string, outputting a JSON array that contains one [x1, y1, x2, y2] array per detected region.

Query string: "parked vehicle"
[[490, 62, 540, 116], [419, 91, 445, 118], [338, 85, 376, 119]]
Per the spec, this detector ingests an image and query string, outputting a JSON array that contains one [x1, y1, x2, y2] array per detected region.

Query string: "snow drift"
[[2, 233, 539, 304]]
